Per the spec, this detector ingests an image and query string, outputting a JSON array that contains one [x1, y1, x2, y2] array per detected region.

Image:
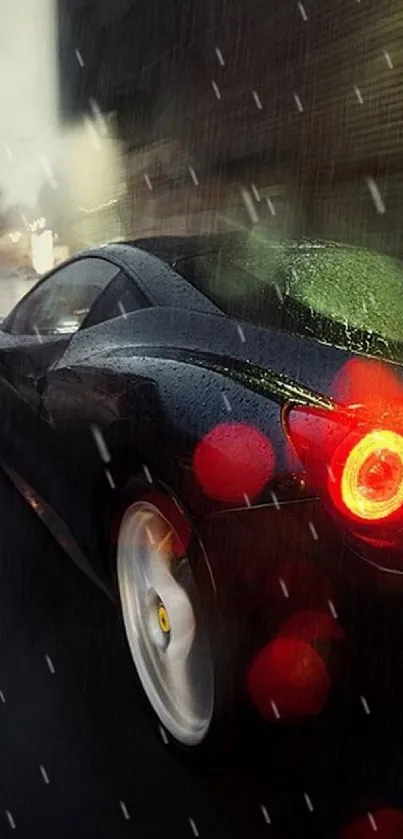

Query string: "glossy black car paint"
[[0, 237, 382, 621]]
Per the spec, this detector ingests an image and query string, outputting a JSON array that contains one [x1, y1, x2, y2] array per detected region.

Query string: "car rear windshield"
[[173, 236, 403, 362]]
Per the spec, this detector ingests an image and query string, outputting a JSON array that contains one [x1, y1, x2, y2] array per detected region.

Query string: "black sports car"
[[2, 232, 403, 754]]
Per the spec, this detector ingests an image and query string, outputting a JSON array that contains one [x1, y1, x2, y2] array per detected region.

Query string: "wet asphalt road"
[[1, 268, 403, 835], [0, 470, 245, 839], [2, 465, 403, 839]]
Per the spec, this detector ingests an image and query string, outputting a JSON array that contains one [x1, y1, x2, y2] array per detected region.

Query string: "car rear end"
[[167, 234, 403, 728]]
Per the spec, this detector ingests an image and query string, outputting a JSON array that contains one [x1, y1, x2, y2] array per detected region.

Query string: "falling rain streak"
[[84, 115, 102, 151], [328, 600, 338, 619], [252, 90, 263, 109], [222, 392, 232, 412], [215, 46, 225, 66], [293, 92, 304, 112], [75, 47, 84, 66], [353, 84, 364, 104], [211, 80, 222, 99], [240, 188, 259, 223], [189, 166, 199, 185], [89, 97, 107, 136], [118, 300, 127, 318], [261, 806, 271, 824], [266, 197, 276, 215], [188, 818, 199, 837], [297, 2, 308, 21], [120, 801, 130, 820], [142, 464, 153, 483], [159, 725, 169, 744], [40, 765, 50, 784], [45, 654, 55, 674], [105, 469, 115, 489], [251, 183, 261, 202], [5, 811, 16, 830], [91, 425, 111, 463], [366, 176, 386, 213]]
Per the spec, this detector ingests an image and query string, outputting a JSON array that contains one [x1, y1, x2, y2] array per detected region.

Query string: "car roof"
[[95, 236, 403, 350], [93, 238, 225, 314], [123, 233, 379, 266], [124, 233, 240, 265]]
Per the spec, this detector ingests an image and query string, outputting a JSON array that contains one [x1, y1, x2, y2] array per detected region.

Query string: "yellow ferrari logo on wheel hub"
[[158, 604, 170, 634]]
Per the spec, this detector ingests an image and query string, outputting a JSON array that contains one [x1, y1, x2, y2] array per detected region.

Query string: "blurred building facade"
[[57, 0, 403, 253]]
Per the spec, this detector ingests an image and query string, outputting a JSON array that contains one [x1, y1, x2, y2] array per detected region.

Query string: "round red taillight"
[[329, 429, 403, 521]]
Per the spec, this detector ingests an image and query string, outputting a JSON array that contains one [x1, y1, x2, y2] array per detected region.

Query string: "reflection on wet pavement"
[[2, 468, 403, 838]]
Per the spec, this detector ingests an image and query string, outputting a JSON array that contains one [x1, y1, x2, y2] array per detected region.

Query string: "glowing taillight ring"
[[337, 429, 403, 521]]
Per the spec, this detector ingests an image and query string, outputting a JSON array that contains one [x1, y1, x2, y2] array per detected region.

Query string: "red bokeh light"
[[331, 358, 403, 427], [341, 809, 403, 839], [193, 422, 275, 503], [247, 637, 330, 720], [247, 608, 346, 721], [277, 609, 346, 644]]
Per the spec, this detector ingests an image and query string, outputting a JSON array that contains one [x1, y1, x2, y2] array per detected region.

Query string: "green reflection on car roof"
[[224, 233, 403, 344], [286, 241, 403, 343]]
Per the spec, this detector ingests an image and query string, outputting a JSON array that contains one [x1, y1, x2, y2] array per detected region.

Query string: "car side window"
[[174, 252, 285, 328], [82, 270, 149, 328], [5, 258, 120, 337]]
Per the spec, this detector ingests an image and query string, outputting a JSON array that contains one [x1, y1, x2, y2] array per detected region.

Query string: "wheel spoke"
[[164, 652, 196, 724]]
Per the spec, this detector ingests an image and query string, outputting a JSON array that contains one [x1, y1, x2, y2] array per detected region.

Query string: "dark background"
[[56, 0, 403, 253]]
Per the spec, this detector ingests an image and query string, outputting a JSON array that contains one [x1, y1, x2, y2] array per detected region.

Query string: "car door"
[[40, 267, 151, 468], [0, 257, 136, 585], [32, 266, 155, 579], [0, 257, 122, 404]]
